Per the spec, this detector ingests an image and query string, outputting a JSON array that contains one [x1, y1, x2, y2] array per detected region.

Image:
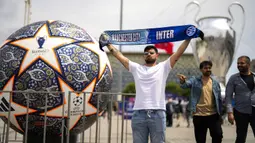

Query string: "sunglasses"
[[144, 52, 155, 55]]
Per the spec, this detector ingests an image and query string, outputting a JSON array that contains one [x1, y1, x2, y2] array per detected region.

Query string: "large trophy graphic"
[[185, 1, 245, 87]]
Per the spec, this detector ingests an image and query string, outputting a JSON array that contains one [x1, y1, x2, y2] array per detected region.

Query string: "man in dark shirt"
[[174, 99, 183, 127], [225, 56, 255, 143], [166, 98, 174, 127]]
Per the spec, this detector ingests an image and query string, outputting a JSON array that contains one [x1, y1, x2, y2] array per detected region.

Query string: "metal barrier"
[[0, 90, 135, 143]]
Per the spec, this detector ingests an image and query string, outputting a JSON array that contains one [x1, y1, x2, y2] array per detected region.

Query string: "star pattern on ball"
[[79, 43, 112, 79], [0, 76, 37, 132], [10, 24, 75, 76], [41, 77, 97, 130]]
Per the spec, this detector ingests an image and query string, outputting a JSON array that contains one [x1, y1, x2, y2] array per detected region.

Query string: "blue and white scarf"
[[99, 24, 203, 51]]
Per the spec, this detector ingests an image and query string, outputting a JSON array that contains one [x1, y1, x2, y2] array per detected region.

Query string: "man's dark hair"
[[199, 61, 213, 69], [144, 45, 158, 53], [238, 56, 250, 64]]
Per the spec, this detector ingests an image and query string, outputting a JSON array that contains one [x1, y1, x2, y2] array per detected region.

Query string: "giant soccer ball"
[[0, 20, 112, 135]]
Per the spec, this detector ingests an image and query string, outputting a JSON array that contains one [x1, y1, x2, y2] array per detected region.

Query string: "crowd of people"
[[166, 98, 190, 128]]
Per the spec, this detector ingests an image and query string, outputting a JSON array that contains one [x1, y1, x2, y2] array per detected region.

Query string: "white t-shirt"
[[129, 57, 172, 110]]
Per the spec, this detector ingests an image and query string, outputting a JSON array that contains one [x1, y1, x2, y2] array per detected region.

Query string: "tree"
[[165, 82, 190, 97], [122, 82, 136, 97], [122, 81, 190, 97]]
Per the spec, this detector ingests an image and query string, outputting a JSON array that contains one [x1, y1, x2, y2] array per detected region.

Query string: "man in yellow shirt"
[[178, 61, 223, 143]]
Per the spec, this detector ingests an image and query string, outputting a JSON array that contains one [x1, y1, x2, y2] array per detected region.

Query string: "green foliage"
[[165, 82, 190, 97], [122, 82, 136, 93], [122, 81, 190, 97]]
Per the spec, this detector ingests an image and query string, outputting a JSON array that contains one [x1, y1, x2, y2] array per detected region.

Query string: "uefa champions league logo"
[[73, 96, 83, 107], [32, 35, 49, 55], [36, 36, 47, 48]]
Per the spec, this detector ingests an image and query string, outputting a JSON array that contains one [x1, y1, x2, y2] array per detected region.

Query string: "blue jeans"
[[131, 110, 166, 143]]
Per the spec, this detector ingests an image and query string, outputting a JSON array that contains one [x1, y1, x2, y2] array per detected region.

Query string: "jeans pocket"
[[156, 111, 165, 118], [155, 111, 166, 132]]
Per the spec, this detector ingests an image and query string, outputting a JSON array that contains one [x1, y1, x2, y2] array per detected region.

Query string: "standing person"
[[178, 61, 223, 143], [174, 99, 183, 127], [184, 99, 191, 128], [225, 56, 255, 143], [101, 38, 194, 143], [166, 98, 174, 127]]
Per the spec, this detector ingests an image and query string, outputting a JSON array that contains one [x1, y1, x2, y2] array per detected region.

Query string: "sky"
[[0, 0, 254, 81]]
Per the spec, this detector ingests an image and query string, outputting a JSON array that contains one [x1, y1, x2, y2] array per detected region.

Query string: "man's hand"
[[99, 33, 110, 51], [219, 116, 224, 125], [177, 74, 186, 84], [228, 112, 235, 125], [198, 30, 204, 40]]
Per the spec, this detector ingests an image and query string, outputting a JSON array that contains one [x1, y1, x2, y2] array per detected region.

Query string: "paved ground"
[[165, 125, 254, 143], [1, 114, 255, 143], [81, 114, 255, 143]]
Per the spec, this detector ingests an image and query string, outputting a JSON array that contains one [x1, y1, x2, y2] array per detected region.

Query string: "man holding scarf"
[[99, 25, 203, 143]]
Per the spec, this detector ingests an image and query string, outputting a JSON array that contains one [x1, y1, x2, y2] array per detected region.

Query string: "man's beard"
[[145, 58, 156, 64], [203, 71, 211, 77], [238, 66, 248, 73]]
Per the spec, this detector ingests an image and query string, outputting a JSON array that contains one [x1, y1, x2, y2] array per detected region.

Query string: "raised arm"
[[106, 44, 130, 70], [170, 39, 191, 68]]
